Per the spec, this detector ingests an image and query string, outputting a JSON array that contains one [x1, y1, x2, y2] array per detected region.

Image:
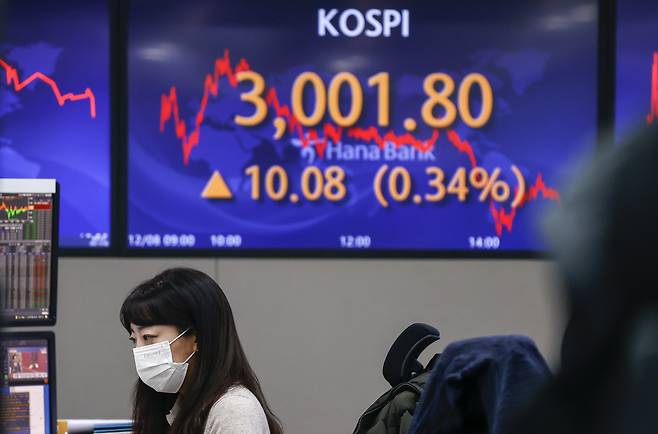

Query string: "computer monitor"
[[0, 179, 58, 326], [0, 331, 57, 434]]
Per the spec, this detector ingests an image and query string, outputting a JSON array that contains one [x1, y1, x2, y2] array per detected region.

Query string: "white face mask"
[[132, 328, 196, 394]]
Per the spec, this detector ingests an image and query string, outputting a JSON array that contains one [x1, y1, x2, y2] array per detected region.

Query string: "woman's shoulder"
[[212, 385, 262, 410], [205, 385, 269, 434]]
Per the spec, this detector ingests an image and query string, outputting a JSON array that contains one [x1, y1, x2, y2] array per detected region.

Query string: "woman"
[[120, 267, 282, 434]]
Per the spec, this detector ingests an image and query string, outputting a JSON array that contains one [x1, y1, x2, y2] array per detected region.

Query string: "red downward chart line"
[[648, 51, 658, 125], [159, 48, 560, 236], [0, 58, 97, 118], [263, 87, 440, 159], [445, 129, 560, 236]]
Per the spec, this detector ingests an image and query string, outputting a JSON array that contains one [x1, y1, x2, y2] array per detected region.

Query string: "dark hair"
[[120, 268, 283, 434]]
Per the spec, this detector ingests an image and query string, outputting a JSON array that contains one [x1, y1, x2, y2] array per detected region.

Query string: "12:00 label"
[[340, 235, 372, 248]]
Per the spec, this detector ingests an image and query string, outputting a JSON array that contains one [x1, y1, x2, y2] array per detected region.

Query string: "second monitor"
[[0, 179, 59, 326]]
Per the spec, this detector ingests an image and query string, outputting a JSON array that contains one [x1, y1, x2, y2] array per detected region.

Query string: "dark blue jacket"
[[408, 335, 551, 434]]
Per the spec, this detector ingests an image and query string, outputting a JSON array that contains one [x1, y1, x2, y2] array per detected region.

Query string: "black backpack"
[[353, 323, 441, 434]]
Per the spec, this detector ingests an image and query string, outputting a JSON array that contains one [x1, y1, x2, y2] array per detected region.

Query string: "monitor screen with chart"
[[0, 179, 58, 325], [615, 0, 658, 139], [0, 0, 111, 248], [127, 0, 598, 253]]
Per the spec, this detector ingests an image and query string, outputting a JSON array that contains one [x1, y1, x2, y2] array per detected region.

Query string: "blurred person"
[[511, 126, 658, 434]]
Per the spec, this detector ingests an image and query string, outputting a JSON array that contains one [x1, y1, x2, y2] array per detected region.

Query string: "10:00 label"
[[210, 234, 243, 248]]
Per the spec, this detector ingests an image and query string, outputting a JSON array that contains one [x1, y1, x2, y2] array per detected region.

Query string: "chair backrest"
[[383, 323, 440, 387]]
